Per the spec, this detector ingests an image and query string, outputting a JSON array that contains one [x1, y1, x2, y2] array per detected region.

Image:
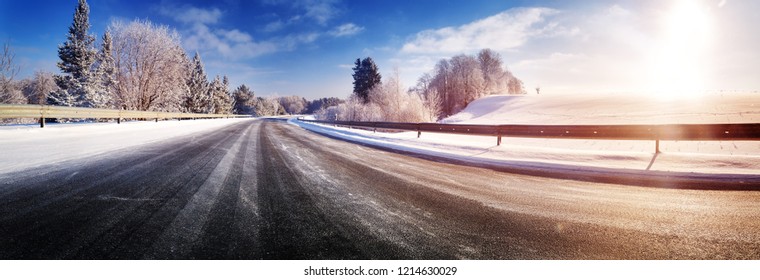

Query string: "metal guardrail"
[[0, 104, 251, 127], [297, 118, 760, 153]]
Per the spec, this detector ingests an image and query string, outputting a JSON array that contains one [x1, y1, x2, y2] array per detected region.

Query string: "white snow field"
[[293, 92, 760, 176], [0, 118, 252, 174]]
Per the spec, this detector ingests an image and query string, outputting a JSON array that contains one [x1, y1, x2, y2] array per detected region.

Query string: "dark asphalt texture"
[[1, 119, 759, 259]]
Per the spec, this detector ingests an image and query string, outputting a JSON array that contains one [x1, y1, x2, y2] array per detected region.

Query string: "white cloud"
[[300, 0, 339, 25], [401, 8, 564, 54], [164, 5, 323, 60], [160, 6, 222, 25], [329, 23, 364, 37], [220, 29, 253, 43], [278, 33, 321, 50], [183, 24, 279, 59], [263, 20, 285, 32], [263, 0, 340, 25]]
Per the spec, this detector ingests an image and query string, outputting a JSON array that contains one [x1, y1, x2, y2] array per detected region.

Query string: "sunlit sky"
[[1, 0, 759, 100]]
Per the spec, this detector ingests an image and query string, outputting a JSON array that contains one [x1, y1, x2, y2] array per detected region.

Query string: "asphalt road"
[[1, 119, 759, 259]]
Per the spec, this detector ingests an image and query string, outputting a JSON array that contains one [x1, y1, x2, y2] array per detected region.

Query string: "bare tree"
[[0, 42, 25, 104]]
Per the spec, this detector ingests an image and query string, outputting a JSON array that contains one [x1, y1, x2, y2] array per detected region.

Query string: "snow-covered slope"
[[442, 92, 760, 125]]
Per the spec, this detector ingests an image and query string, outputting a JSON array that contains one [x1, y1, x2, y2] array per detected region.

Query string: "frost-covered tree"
[[369, 68, 429, 122], [305, 97, 344, 114], [109, 20, 187, 111], [184, 52, 209, 113], [53, 0, 98, 107], [477, 49, 525, 95], [478, 49, 504, 94], [507, 76, 526, 95], [278, 95, 308, 114], [431, 59, 454, 116], [0, 42, 25, 104], [328, 68, 431, 122], [22, 71, 58, 105], [254, 97, 285, 116], [424, 49, 525, 117], [223, 76, 234, 112], [411, 72, 442, 121], [209, 75, 232, 114], [232, 84, 255, 115], [91, 31, 117, 108], [351, 57, 381, 103]]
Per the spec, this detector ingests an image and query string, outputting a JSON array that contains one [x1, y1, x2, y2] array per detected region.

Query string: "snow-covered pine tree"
[[92, 31, 116, 108], [208, 75, 220, 113], [223, 75, 234, 113], [232, 84, 255, 115], [184, 52, 209, 113], [53, 0, 98, 107], [209, 75, 232, 114]]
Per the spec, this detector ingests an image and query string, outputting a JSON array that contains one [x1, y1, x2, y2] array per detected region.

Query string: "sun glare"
[[646, 0, 714, 100]]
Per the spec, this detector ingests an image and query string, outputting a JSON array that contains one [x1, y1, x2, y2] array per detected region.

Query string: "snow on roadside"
[[291, 92, 760, 176], [291, 119, 760, 175], [442, 92, 760, 125], [0, 118, 252, 174]]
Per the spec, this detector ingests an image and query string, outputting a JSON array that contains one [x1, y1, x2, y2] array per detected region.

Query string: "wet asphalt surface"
[[1, 119, 759, 259]]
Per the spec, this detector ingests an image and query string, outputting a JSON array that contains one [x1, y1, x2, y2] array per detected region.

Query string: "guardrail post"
[[39, 117, 45, 128], [655, 139, 660, 154], [417, 124, 421, 138], [497, 135, 502, 146]]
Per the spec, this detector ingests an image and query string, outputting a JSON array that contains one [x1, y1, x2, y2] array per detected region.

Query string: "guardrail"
[[0, 104, 251, 127], [297, 118, 760, 153]]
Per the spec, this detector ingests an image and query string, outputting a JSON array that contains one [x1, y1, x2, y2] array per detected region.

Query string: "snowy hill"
[[442, 92, 760, 125]]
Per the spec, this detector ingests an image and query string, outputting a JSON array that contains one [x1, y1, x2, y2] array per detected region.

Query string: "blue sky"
[[2, 0, 759, 100]]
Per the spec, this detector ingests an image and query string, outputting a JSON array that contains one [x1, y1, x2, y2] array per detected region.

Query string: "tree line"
[[319, 49, 525, 122], [0, 0, 341, 120]]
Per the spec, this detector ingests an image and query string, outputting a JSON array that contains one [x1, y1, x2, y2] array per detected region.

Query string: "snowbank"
[[0, 118, 252, 174]]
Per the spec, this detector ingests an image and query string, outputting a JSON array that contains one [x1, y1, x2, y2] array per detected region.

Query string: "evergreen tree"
[[223, 75, 234, 113], [351, 57, 381, 104], [53, 0, 98, 107], [92, 31, 116, 108], [184, 52, 209, 113], [209, 75, 232, 114], [232, 84, 255, 115]]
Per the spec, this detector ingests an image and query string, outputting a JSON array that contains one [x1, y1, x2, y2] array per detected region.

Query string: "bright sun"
[[647, 0, 714, 99]]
